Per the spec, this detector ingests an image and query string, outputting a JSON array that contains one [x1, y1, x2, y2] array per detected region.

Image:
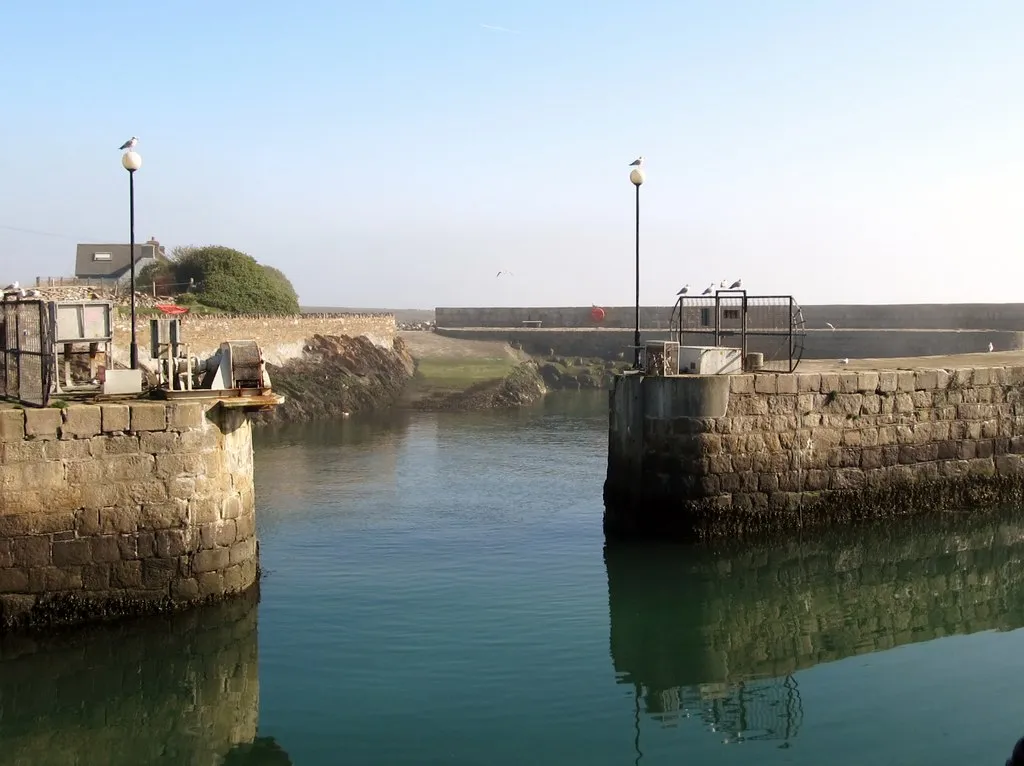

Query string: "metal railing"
[[668, 290, 807, 372]]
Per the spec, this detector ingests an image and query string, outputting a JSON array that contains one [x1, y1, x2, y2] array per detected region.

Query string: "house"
[[74, 237, 166, 286]]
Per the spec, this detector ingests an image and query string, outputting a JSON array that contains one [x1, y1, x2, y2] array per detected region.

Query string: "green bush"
[[168, 246, 299, 315]]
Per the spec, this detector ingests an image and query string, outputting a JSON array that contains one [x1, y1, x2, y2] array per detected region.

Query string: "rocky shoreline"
[[253, 334, 621, 425]]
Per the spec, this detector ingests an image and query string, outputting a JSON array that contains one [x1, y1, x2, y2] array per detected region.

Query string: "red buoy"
[[591, 306, 606, 322]]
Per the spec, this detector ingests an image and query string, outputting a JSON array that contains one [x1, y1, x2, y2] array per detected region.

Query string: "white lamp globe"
[[629, 167, 645, 186], [122, 151, 142, 172]]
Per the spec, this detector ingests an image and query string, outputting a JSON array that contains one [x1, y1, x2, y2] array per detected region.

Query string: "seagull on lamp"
[[629, 156, 644, 167], [119, 136, 138, 150], [677, 284, 689, 296]]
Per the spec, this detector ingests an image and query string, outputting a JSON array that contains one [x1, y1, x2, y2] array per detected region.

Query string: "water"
[[3, 391, 1024, 765]]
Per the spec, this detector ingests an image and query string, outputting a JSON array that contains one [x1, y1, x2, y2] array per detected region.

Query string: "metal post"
[[633, 183, 641, 369], [128, 169, 138, 370]]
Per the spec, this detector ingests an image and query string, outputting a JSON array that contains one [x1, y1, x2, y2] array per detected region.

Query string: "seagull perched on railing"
[[118, 136, 138, 150], [629, 156, 644, 167], [702, 283, 714, 295], [677, 284, 689, 295], [729, 278, 742, 289]]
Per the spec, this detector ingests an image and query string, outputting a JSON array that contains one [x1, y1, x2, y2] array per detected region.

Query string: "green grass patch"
[[414, 357, 516, 391]]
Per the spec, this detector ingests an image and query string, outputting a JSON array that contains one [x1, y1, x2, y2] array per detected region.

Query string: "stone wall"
[[112, 312, 397, 365], [436, 303, 1024, 331], [604, 362, 1024, 539], [436, 326, 1024, 362], [0, 589, 260, 764], [0, 400, 259, 627]]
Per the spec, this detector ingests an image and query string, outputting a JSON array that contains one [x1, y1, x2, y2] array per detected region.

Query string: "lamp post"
[[630, 165, 645, 368], [122, 149, 142, 369]]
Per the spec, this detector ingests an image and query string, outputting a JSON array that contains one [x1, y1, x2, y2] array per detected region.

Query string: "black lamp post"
[[121, 149, 142, 369], [630, 164, 645, 368]]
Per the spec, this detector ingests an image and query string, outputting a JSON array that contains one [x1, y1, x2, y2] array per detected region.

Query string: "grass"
[[414, 357, 516, 391]]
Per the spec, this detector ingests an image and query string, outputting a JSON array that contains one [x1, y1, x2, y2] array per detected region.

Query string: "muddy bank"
[[411, 361, 546, 411], [255, 334, 413, 425]]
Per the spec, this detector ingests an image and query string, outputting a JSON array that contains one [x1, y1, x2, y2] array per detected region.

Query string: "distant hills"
[[302, 307, 435, 324]]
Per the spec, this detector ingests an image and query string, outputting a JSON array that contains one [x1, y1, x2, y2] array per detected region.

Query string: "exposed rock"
[[255, 334, 413, 425]]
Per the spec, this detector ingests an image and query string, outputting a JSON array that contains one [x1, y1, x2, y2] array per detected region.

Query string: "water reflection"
[[0, 589, 287, 765], [606, 512, 1024, 747]]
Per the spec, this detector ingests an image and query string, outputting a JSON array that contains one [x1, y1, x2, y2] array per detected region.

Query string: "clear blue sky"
[[1, 1, 1022, 308]]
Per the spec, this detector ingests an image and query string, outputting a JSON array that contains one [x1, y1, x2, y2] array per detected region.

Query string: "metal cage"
[[668, 290, 806, 373]]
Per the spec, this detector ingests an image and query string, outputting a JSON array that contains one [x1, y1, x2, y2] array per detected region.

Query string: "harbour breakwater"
[[0, 401, 258, 628], [604, 358, 1024, 539]]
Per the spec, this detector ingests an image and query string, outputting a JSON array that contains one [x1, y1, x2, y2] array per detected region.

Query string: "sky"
[[1, 1, 1022, 309]]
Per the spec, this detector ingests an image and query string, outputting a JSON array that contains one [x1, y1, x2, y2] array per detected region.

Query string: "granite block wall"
[[0, 400, 259, 627], [604, 363, 1024, 539]]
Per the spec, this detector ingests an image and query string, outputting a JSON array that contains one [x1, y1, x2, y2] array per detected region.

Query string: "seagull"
[[988, 342, 995, 352], [702, 283, 714, 295], [826, 322, 836, 331], [839, 358, 850, 365], [496, 270, 514, 277], [677, 284, 689, 295], [119, 136, 138, 150], [729, 278, 742, 289], [2, 281, 19, 292], [629, 156, 644, 167], [719, 279, 727, 288]]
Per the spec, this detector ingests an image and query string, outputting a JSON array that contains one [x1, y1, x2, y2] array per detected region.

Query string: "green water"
[[2, 392, 1024, 765]]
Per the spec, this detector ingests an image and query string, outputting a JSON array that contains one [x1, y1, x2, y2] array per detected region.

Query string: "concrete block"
[[171, 577, 200, 601], [90, 536, 122, 563], [129, 403, 168, 432], [156, 529, 188, 558], [819, 374, 840, 393], [101, 404, 130, 433], [61, 405, 101, 439], [229, 537, 257, 566], [52, 539, 92, 567], [896, 371, 916, 392], [24, 408, 61, 439], [839, 373, 860, 393], [111, 561, 143, 588], [168, 403, 204, 431], [0, 409, 25, 442], [877, 371, 898, 393], [198, 571, 224, 598], [142, 557, 176, 588]]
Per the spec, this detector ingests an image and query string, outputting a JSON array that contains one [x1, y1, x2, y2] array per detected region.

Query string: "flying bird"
[[119, 136, 138, 150], [496, 270, 514, 277], [729, 278, 742, 289], [677, 284, 689, 295], [629, 156, 644, 167], [701, 283, 714, 295], [826, 322, 836, 331]]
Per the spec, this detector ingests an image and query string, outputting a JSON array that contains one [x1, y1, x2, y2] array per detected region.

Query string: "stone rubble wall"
[[605, 364, 1024, 538], [111, 312, 397, 365], [0, 400, 259, 627]]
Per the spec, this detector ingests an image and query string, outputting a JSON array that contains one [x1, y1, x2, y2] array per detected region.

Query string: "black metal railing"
[[668, 290, 806, 372]]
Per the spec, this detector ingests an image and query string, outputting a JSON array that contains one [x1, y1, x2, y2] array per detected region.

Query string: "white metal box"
[[677, 345, 743, 375]]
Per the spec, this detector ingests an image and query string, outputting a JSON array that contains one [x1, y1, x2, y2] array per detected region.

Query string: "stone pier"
[[0, 400, 260, 628], [604, 353, 1024, 539]]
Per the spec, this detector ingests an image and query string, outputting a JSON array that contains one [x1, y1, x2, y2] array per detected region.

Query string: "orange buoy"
[[591, 306, 606, 322]]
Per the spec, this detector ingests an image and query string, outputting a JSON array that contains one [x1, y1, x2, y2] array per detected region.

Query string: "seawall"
[[112, 312, 397, 365], [603, 357, 1024, 539], [436, 303, 1024, 331], [435, 326, 1024, 362], [0, 401, 259, 628]]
